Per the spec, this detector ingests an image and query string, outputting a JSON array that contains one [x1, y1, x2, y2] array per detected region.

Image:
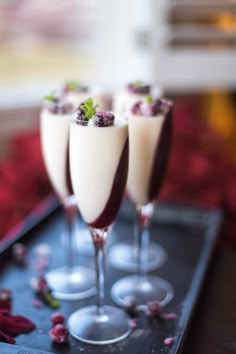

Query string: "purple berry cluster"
[[49, 312, 68, 344], [76, 104, 86, 123], [131, 98, 172, 117], [127, 82, 150, 95], [44, 98, 73, 115], [93, 111, 115, 127]]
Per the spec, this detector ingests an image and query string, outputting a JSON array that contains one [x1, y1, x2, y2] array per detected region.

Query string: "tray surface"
[[0, 201, 221, 354]]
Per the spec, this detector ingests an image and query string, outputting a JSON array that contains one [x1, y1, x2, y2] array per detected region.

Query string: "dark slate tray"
[[0, 200, 221, 354]]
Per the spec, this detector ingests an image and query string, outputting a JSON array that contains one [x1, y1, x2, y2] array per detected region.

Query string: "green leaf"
[[66, 80, 80, 91], [44, 293, 60, 309], [81, 97, 99, 120], [146, 95, 153, 104], [134, 80, 142, 87], [43, 90, 57, 103]]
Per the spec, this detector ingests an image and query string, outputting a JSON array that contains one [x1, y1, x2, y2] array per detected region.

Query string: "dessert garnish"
[[30, 276, 60, 309], [164, 337, 174, 346], [49, 323, 69, 344], [64, 80, 88, 93], [51, 312, 65, 326], [131, 96, 172, 117], [76, 97, 99, 123], [43, 91, 73, 114], [145, 301, 163, 317], [127, 80, 150, 95], [93, 111, 115, 127]]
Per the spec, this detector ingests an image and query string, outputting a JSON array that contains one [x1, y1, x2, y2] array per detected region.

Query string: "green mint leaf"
[[45, 293, 60, 309], [134, 80, 142, 87], [146, 95, 153, 104], [66, 81, 80, 91], [80, 97, 99, 120], [43, 90, 57, 103]]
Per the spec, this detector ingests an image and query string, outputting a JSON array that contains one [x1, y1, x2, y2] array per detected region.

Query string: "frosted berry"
[[75, 104, 86, 123], [146, 301, 162, 317], [49, 324, 69, 344], [51, 312, 65, 325], [131, 97, 172, 117], [131, 100, 142, 115], [93, 111, 115, 127], [127, 82, 150, 95]]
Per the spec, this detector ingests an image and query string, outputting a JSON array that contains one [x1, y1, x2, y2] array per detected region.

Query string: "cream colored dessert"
[[113, 86, 163, 115], [113, 91, 143, 115], [127, 114, 165, 205], [40, 109, 73, 201], [70, 119, 128, 225]]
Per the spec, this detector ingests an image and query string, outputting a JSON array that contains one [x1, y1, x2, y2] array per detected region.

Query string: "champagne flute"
[[111, 97, 174, 306], [40, 93, 96, 300], [110, 81, 167, 272], [68, 100, 132, 344]]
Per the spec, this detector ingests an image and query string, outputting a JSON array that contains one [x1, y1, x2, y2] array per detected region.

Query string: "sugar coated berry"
[[131, 97, 172, 117], [75, 104, 86, 123], [93, 111, 115, 127], [51, 312, 65, 325], [127, 82, 150, 95], [131, 100, 142, 115], [49, 324, 69, 344], [164, 337, 174, 346], [146, 301, 162, 317]]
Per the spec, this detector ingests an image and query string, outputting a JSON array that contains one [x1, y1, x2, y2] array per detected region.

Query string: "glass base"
[[68, 305, 132, 345], [111, 275, 174, 306], [45, 266, 96, 300], [108, 242, 167, 272]]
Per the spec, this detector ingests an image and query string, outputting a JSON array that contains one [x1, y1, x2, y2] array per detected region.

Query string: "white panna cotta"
[[70, 119, 128, 227], [127, 114, 166, 205], [40, 109, 73, 201], [113, 85, 163, 115]]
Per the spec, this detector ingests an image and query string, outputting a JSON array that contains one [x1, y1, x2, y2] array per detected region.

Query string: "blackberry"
[[93, 111, 115, 127], [127, 82, 150, 95]]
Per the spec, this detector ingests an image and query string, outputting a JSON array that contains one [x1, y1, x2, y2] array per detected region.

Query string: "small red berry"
[[51, 312, 65, 325], [162, 312, 178, 320], [33, 299, 41, 308], [146, 301, 162, 317], [49, 324, 69, 344], [164, 337, 174, 346]]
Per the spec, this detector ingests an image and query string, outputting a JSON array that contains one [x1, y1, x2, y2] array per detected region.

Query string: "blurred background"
[[0, 0, 236, 246]]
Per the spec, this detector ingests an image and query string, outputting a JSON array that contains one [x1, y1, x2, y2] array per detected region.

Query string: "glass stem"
[[63, 195, 78, 270], [90, 227, 109, 316], [136, 203, 154, 278]]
